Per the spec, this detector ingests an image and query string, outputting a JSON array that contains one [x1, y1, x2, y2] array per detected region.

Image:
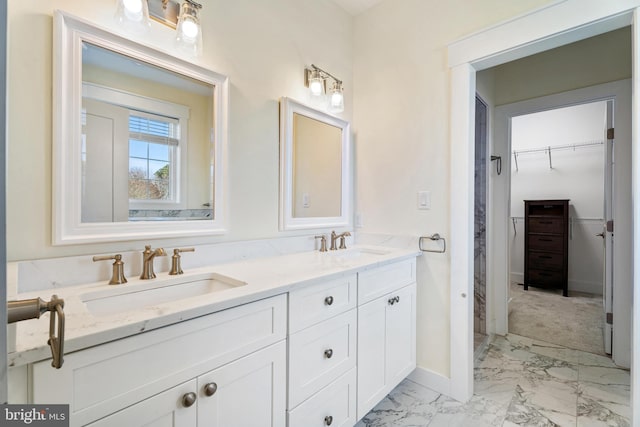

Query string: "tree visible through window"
[[128, 112, 180, 202]]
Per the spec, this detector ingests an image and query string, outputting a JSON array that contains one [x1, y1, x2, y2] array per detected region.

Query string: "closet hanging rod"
[[512, 140, 603, 156]]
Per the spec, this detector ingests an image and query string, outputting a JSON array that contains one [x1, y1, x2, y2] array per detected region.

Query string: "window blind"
[[129, 110, 180, 146]]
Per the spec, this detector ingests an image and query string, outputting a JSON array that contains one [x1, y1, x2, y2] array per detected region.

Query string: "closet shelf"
[[512, 140, 604, 171]]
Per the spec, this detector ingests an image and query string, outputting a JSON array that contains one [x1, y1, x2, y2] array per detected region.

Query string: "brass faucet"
[[169, 248, 195, 275], [140, 245, 166, 279], [339, 231, 352, 249], [330, 231, 351, 250], [93, 254, 127, 285], [315, 235, 328, 252]]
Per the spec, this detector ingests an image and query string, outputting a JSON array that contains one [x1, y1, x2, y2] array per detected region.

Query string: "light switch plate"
[[418, 191, 431, 210]]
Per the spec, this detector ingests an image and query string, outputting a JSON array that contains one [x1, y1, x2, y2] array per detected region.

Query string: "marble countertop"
[[9, 245, 420, 368]]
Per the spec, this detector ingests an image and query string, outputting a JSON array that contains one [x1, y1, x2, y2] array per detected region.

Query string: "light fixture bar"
[[304, 64, 342, 88], [148, 0, 180, 28]]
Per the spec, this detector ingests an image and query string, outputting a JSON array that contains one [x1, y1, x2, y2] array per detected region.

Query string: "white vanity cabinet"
[[31, 294, 287, 427], [287, 274, 358, 427], [356, 259, 417, 420], [88, 342, 286, 427]]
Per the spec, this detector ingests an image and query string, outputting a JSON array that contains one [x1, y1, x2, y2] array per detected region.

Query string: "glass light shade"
[[115, 0, 151, 33], [176, 2, 203, 56], [308, 70, 324, 97], [329, 81, 344, 113]]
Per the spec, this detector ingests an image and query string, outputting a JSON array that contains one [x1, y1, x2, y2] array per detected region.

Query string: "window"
[[128, 111, 180, 204]]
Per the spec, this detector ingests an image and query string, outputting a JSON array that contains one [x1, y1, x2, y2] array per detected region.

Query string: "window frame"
[[82, 82, 189, 211]]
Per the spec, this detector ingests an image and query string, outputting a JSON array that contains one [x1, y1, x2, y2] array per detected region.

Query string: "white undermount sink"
[[81, 272, 247, 316], [327, 247, 391, 260]]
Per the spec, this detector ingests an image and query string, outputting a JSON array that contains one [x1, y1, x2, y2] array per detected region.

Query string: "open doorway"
[[506, 101, 612, 356]]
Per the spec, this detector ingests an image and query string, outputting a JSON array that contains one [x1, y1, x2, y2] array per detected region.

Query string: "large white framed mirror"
[[53, 11, 228, 245], [279, 97, 351, 230]]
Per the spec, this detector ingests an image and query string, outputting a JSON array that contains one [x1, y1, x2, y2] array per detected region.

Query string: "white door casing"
[[448, 0, 640, 410]]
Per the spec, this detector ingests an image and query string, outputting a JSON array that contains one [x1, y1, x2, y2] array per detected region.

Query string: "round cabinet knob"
[[461, 293, 467, 298], [203, 382, 218, 397], [324, 296, 334, 306], [182, 392, 197, 408], [324, 415, 333, 426], [324, 349, 333, 359]]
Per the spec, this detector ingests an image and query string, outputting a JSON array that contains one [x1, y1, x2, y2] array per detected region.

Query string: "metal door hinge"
[[607, 128, 614, 140], [606, 312, 613, 325]]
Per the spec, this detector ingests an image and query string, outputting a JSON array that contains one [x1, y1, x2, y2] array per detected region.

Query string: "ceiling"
[[331, 0, 384, 16]]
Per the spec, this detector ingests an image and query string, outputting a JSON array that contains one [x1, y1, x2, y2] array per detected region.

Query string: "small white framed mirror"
[[279, 97, 352, 230], [53, 11, 228, 245]]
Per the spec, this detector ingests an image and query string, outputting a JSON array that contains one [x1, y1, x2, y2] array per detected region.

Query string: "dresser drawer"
[[528, 269, 564, 287], [528, 234, 563, 252], [289, 274, 357, 334], [288, 368, 356, 427], [528, 217, 564, 234], [358, 259, 416, 305], [528, 251, 563, 271], [288, 309, 357, 408]]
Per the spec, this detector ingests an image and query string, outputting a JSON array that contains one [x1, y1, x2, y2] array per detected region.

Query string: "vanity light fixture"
[[116, 0, 204, 56], [304, 64, 345, 113], [115, 0, 151, 33]]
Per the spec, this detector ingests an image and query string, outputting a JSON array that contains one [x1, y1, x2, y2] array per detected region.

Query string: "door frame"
[[447, 2, 640, 418], [491, 81, 630, 364]]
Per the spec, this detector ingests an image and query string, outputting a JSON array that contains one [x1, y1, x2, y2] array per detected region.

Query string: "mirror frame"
[[53, 11, 228, 245], [279, 97, 352, 230]]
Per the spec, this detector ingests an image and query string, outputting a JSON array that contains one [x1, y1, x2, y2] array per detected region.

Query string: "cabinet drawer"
[[289, 274, 357, 334], [288, 368, 356, 427], [528, 234, 563, 252], [358, 259, 416, 305], [527, 269, 564, 286], [288, 309, 357, 408], [528, 251, 563, 271], [527, 217, 564, 234], [33, 294, 287, 426]]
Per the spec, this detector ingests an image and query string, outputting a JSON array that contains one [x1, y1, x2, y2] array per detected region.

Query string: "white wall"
[[6, 0, 353, 261], [352, 0, 556, 378], [509, 102, 607, 294]]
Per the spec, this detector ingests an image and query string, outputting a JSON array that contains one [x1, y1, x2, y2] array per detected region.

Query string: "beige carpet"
[[508, 283, 606, 356]]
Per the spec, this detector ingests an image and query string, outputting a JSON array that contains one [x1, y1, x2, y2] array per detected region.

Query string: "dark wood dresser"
[[524, 199, 569, 297]]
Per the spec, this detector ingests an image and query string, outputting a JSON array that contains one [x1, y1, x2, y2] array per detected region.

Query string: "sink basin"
[[81, 273, 247, 316], [327, 247, 391, 260]]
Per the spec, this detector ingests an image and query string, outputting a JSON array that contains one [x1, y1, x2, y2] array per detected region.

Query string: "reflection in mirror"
[[54, 11, 228, 244], [280, 97, 351, 231], [81, 42, 214, 222], [292, 113, 342, 217]]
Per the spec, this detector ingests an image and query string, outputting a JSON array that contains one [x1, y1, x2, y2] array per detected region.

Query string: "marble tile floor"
[[357, 334, 630, 427]]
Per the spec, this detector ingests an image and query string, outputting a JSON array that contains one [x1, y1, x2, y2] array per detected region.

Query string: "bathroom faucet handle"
[[338, 231, 352, 250], [169, 248, 196, 275], [92, 254, 127, 285], [315, 235, 328, 252]]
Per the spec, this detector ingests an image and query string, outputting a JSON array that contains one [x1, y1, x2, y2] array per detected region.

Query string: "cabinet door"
[[197, 341, 286, 427], [356, 296, 387, 419], [385, 283, 416, 388], [357, 283, 416, 420], [87, 379, 197, 427]]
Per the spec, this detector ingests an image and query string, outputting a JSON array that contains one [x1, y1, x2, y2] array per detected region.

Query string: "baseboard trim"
[[407, 366, 451, 397]]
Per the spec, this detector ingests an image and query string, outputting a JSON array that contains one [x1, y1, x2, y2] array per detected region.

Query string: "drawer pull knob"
[[539, 238, 553, 242], [539, 255, 552, 259], [182, 392, 197, 408], [325, 415, 333, 425], [540, 221, 552, 224], [324, 349, 334, 359], [203, 382, 217, 397], [324, 296, 334, 306]]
